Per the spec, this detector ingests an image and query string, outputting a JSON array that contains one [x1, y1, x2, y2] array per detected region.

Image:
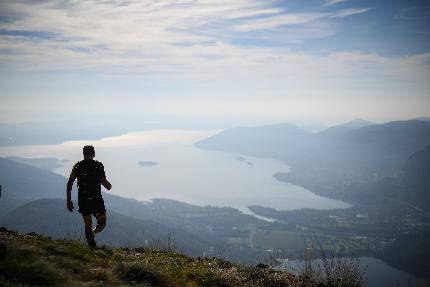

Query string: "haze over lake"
[[0, 130, 350, 213]]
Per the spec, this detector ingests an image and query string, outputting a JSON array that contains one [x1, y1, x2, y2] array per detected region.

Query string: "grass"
[[0, 228, 365, 287]]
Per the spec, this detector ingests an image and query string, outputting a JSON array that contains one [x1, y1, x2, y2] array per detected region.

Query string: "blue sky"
[[0, 0, 429, 126]]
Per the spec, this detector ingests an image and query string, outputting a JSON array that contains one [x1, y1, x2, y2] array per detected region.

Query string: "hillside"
[[0, 158, 67, 217], [196, 120, 430, 203], [401, 144, 430, 210], [0, 227, 365, 287], [0, 199, 222, 256]]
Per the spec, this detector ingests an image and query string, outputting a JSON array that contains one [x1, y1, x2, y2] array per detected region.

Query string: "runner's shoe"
[[85, 231, 97, 249]]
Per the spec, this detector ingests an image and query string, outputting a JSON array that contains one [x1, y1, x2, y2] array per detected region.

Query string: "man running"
[[66, 145, 112, 248]]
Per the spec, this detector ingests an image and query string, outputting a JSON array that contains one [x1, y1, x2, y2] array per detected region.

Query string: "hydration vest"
[[76, 159, 104, 196]]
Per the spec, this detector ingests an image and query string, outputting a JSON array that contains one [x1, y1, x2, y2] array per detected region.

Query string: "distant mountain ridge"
[[196, 119, 430, 203], [318, 118, 373, 137], [331, 118, 374, 129]]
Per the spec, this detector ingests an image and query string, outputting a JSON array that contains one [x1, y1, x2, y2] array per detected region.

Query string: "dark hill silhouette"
[[401, 144, 430, 210], [341, 120, 430, 155], [363, 144, 430, 211], [403, 144, 430, 190], [0, 157, 66, 216], [0, 198, 220, 256]]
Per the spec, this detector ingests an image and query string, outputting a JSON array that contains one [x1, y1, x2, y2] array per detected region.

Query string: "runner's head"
[[83, 145, 95, 159]]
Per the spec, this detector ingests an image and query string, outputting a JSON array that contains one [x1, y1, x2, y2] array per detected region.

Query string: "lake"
[[281, 257, 430, 287], [0, 129, 350, 214]]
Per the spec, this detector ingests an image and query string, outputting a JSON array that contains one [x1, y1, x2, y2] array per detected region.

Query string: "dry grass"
[[0, 228, 366, 287]]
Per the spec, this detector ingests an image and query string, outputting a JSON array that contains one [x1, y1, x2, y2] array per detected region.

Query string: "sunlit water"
[[0, 130, 350, 213]]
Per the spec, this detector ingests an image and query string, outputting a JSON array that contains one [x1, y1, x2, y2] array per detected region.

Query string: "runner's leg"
[[83, 214, 92, 234], [93, 212, 106, 234], [83, 214, 96, 248]]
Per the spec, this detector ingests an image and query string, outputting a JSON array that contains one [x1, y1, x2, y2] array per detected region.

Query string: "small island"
[[236, 156, 253, 166], [138, 160, 158, 167]]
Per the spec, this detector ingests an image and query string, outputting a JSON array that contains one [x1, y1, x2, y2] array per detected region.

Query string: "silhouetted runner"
[[66, 145, 112, 248]]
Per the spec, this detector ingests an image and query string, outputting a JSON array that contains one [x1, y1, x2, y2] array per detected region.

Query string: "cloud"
[[234, 13, 328, 31], [0, 0, 429, 125], [0, 1, 423, 79], [331, 8, 372, 18], [0, 0, 374, 72], [324, 0, 352, 6], [0, 1, 324, 71]]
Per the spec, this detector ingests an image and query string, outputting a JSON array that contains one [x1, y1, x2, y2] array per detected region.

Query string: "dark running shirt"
[[72, 159, 106, 197]]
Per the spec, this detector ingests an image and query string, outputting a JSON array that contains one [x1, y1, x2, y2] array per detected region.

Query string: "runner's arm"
[[66, 164, 77, 211], [99, 162, 112, 190], [101, 178, 112, 190]]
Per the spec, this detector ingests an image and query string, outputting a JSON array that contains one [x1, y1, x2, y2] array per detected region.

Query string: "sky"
[[0, 0, 429, 127]]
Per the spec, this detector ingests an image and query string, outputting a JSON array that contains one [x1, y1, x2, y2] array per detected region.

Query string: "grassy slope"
[[0, 228, 301, 287]]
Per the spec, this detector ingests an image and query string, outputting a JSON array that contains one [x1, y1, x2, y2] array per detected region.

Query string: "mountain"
[[318, 118, 374, 137], [342, 120, 430, 155], [195, 123, 313, 167], [0, 198, 223, 256], [196, 120, 430, 203], [400, 144, 430, 210], [340, 118, 374, 129], [317, 120, 430, 178], [0, 157, 66, 217], [323, 118, 373, 132], [414, 116, 430, 121]]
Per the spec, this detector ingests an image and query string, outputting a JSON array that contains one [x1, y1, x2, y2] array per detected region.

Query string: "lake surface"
[[0, 130, 350, 213], [281, 257, 430, 287]]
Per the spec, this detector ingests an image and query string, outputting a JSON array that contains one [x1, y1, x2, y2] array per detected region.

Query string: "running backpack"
[[76, 160, 103, 194]]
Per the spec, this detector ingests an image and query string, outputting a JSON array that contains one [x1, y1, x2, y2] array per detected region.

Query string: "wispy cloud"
[[0, 1, 313, 71], [234, 13, 328, 31], [324, 0, 352, 6], [0, 1, 376, 72], [331, 8, 372, 18]]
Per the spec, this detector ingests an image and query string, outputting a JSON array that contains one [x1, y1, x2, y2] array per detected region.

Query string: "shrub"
[[297, 246, 366, 287]]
